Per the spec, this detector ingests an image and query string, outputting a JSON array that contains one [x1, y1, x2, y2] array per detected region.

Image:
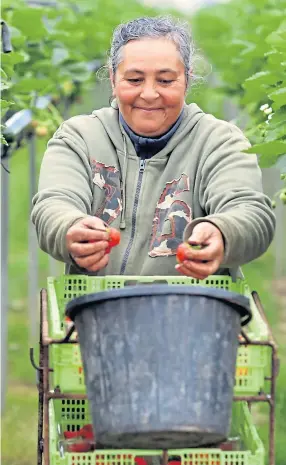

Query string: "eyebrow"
[[124, 68, 177, 75]]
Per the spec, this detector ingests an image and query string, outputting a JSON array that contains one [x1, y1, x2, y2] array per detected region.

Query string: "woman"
[[31, 16, 275, 280]]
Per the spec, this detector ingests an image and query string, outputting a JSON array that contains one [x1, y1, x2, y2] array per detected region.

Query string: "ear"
[[109, 68, 116, 96], [185, 69, 192, 94]]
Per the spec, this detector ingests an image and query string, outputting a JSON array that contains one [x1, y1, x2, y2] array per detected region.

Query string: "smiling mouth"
[[135, 107, 162, 111]]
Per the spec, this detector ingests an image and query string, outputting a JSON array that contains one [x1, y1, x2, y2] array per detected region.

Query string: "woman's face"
[[111, 38, 187, 137]]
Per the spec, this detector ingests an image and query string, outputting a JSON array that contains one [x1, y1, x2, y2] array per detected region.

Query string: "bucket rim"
[[65, 284, 251, 326]]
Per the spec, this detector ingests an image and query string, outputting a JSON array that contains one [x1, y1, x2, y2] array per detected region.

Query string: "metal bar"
[[61, 324, 76, 342], [240, 328, 251, 344], [238, 339, 276, 347], [44, 392, 273, 403], [251, 290, 278, 465], [269, 343, 278, 465], [48, 338, 78, 344], [41, 300, 78, 345], [44, 332, 277, 349], [38, 290, 45, 465], [1, 155, 10, 414], [162, 450, 168, 465], [30, 347, 42, 372], [47, 392, 87, 400], [41, 289, 50, 465], [233, 395, 272, 402], [28, 134, 38, 343], [30, 347, 53, 373], [1, 20, 13, 53]]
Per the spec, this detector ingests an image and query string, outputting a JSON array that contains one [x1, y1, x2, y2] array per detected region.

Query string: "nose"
[[140, 81, 159, 101]]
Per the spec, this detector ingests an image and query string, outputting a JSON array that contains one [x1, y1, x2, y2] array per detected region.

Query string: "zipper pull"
[[139, 158, 146, 172]]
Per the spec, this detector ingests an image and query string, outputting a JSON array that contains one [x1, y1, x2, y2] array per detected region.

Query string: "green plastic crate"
[[47, 275, 270, 394], [49, 399, 264, 465]]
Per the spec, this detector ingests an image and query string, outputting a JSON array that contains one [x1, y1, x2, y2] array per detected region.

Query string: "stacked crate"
[[47, 274, 267, 465]]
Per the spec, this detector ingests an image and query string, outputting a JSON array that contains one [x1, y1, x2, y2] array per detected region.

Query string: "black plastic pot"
[[66, 285, 251, 449]]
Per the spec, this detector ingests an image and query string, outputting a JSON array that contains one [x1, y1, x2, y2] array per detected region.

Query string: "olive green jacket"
[[31, 103, 275, 276]]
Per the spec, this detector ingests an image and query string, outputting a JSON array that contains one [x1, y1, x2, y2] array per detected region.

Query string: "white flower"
[[264, 107, 273, 115], [268, 113, 274, 120], [260, 104, 269, 111]]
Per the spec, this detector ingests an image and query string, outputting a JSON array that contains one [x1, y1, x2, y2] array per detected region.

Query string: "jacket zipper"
[[120, 158, 146, 274]]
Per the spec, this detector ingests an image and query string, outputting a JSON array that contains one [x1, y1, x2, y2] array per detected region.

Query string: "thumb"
[[82, 215, 107, 231], [188, 222, 212, 245]]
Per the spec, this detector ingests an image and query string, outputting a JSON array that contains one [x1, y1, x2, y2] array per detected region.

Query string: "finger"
[[182, 259, 219, 276], [67, 227, 109, 244], [175, 264, 207, 280], [188, 222, 213, 245], [176, 259, 219, 278], [81, 216, 108, 230], [85, 253, 110, 272], [75, 249, 107, 269], [70, 240, 109, 258], [182, 242, 221, 262]]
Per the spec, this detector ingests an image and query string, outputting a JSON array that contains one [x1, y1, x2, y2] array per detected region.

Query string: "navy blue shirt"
[[119, 111, 183, 159]]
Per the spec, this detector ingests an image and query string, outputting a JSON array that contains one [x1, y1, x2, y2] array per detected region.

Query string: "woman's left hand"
[[175, 222, 225, 280]]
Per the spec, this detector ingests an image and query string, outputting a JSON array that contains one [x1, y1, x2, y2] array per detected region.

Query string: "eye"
[[158, 79, 174, 85], [127, 78, 143, 84]]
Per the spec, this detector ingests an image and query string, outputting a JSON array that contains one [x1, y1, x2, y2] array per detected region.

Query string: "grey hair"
[[107, 16, 201, 88]]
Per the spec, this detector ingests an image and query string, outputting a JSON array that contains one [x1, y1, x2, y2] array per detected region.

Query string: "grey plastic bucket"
[[66, 285, 251, 450]]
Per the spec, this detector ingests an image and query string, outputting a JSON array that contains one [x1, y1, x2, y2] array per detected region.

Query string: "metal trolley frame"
[[30, 288, 279, 465]]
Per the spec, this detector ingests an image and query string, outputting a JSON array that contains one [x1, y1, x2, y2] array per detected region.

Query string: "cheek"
[[162, 88, 186, 107], [115, 83, 139, 105]]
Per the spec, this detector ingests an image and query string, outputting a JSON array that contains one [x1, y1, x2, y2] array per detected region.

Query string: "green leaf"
[[1, 51, 27, 66], [1, 132, 8, 146], [269, 87, 286, 110], [13, 77, 52, 94], [270, 107, 286, 125], [265, 50, 284, 66], [1, 64, 14, 80], [276, 19, 286, 34], [266, 31, 286, 49], [245, 140, 286, 167], [0, 80, 11, 91], [259, 152, 285, 168], [243, 71, 279, 89], [1, 99, 14, 109], [11, 8, 48, 41], [264, 123, 286, 142]]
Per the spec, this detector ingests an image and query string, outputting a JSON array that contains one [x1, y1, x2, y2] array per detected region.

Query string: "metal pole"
[[1, 155, 10, 414], [28, 134, 38, 343]]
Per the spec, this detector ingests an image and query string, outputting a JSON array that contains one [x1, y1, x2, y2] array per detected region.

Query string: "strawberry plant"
[[1, 0, 158, 142], [191, 0, 286, 197]]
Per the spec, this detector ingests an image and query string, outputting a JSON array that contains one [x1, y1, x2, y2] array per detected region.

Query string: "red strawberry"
[[108, 227, 121, 247], [176, 242, 202, 263]]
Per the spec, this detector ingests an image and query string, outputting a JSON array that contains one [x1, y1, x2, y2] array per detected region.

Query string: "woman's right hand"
[[66, 216, 110, 272]]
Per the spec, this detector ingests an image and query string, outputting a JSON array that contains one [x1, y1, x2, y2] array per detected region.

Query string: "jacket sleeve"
[[31, 119, 93, 263], [183, 123, 276, 268]]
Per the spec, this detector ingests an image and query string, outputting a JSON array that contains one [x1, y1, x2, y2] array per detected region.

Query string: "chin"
[[134, 124, 164, 137]]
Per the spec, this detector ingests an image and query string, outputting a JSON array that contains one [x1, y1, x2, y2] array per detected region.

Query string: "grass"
[[1, 96, 285, 464]]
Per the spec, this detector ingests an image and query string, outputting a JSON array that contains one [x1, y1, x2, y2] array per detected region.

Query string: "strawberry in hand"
[[90, 227, 120, 254]]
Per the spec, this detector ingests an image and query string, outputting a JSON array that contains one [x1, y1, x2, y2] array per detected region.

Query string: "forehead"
[[118, 38, 184, 72]]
